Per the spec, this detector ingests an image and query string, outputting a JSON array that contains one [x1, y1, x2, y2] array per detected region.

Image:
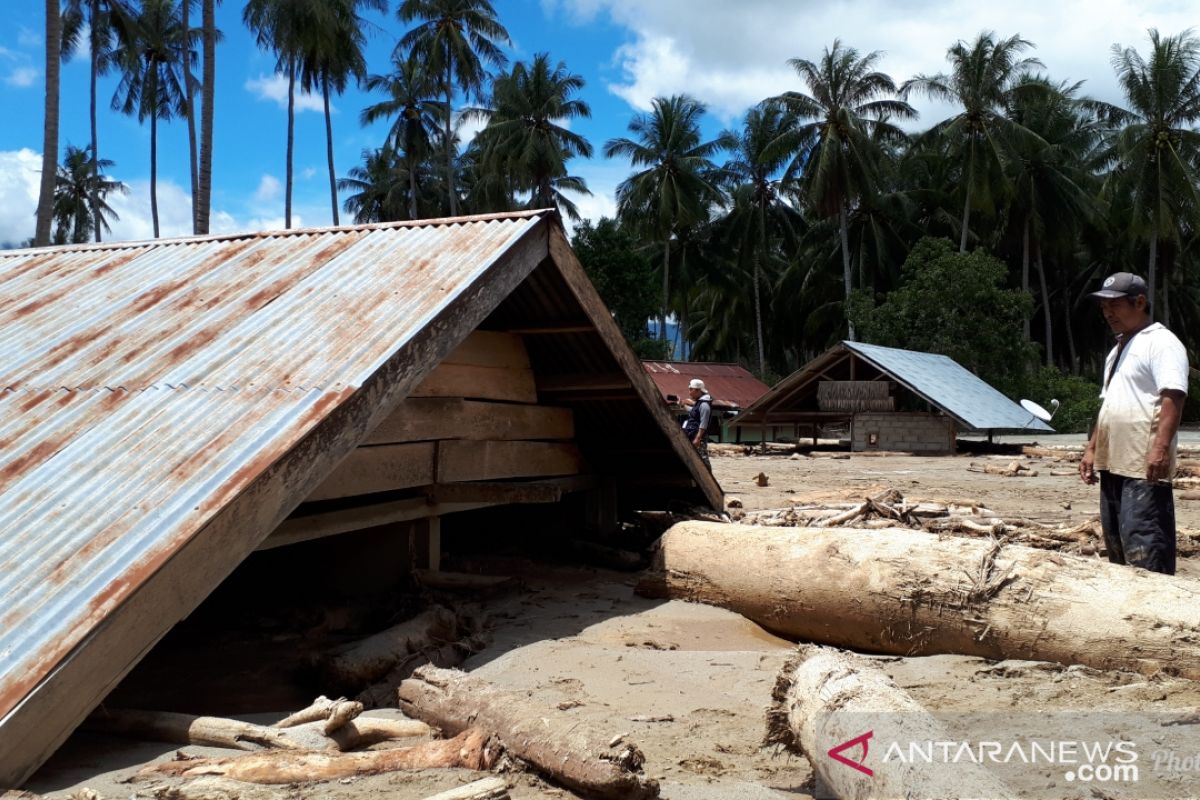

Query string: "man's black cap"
[[1089, 272, 1149, 300]]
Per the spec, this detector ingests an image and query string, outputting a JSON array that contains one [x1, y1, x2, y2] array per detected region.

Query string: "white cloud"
[[301, 166, 318, 180], [454, 109, 488, 145], [253, 174, 282, 203], [244, 73, 326, 114], [561, 0, 1198, 123], [5, 67, 38, 88], [17, 28, 41, 48], [0, 148, 41, 246], [107, 179, 198, 241]]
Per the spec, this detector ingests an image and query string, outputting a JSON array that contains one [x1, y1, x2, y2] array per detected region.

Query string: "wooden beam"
[[424, 475, 599, 504], [506, 325, 594, 335], [258, 498, 494, 551], [306, 442, 435, 502], [364, 399, 573, 445], [410, 363, 537, 404], [439, 330, 531, 369], [437, 440, 583, 483], [535, 373, 633, 393]]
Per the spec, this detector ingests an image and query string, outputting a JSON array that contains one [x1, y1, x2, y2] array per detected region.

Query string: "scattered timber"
[[967, 460, 1038, 477], [638, 521, 1200, 678], [767, 647, 1016, 799], [150, 777, 283, 800], [321, 606, 459, 690], [398, 666, 658, 799], [421, 778, 511, 800], [142, 729, 496, 784]]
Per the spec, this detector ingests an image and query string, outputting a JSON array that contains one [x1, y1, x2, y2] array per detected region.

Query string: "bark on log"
[[322, 606, 458, 689], [637, 522, 1200, 678], [421, 777, 510, 800], [142, 729, 496, 784], [768, 648, 1016, 799], [398, 667, 658, 799]]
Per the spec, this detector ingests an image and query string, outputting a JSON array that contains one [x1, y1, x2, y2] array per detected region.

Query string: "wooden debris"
[[768, 647, 1017, 799], [639, 521, 1200, 678], [274, 695, 362, 733], [420, 777, 511, 800], [141, 729, 496, 784], [967, 460, 1038, 477], [151, 777, 287, 800], [413, 570, 519, 596], [754, 472, 769, 487], [321, 606, 458, 690], [398, 666, 658, 799]]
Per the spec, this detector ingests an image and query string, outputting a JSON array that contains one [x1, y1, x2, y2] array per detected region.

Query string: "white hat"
[[688, 379, 706, 391]]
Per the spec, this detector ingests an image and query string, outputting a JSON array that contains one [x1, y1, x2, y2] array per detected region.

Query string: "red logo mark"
[[828, 730, 874, 777]]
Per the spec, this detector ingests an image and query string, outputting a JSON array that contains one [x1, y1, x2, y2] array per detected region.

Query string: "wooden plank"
[[258, 500, 495, 551], [437, 440, 583, 483], [440, 330, 531, 369], [306, 442, 435, 502], [506, 325, 594, 335], [536, 373, 633, 393], [364, 399, 573, 445], [410, 363, 537, 403], [425, 475, 598, 504]]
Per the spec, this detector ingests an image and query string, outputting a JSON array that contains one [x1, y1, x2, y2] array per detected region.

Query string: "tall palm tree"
[[62, 0, 130, 242], [769, 40, 915, 339], [244, 0, 324, 229], [901, 32, 1043, 252], [604, 95, 729, 350], [305, 0, 386, 226], [181, 0, 197, 231], [196, 0, 217, 234], [398, 0, 510, 216], [34, 0, 62, 247], [338, 146, 411, 223], [110, 0, 190, 238], [719, 104, 804, 375], [361, 53, 444, 219], [473, 53, 593, 219], [1104, 28, 1200, 324], [53, 144, 127, 243]]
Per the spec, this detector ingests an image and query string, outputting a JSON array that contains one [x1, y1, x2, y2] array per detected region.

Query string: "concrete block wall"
[[852, 412, 955, 453]]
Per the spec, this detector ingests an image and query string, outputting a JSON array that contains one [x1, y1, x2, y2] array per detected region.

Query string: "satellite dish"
[[1020, 398, 1060, 423]]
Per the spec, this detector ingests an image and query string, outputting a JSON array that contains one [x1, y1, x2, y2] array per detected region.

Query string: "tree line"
[[26, 1, 1200, 415]]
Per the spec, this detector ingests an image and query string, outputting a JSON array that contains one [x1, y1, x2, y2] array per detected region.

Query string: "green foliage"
[[572, 218, 660, 353], [1017, 366, 1102, 434], [848, 237, 1036, 396]]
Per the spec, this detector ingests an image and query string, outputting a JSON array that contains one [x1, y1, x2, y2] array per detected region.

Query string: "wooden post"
[[584, 479, 619, 538], [413, 516, 442, 572]]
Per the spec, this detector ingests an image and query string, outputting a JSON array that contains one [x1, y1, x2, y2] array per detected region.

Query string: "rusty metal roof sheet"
[[642, 361, 770, 411], [0, 211, 549, 765]]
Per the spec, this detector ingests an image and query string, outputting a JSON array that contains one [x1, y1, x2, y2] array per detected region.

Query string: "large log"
[[637, 521, 1200, 678], [322, 606, 458, 690], [142, 729, 496, 784], [398, 667, 658, 800], [768, 648, 1016, 799]]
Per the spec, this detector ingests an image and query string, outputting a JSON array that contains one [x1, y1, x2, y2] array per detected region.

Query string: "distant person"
[[1079, 272, 1188, 575], [683, 378, 714, 471]]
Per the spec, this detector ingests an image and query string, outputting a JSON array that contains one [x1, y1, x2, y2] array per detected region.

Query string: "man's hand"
[[1080, 445, 1098, 485], [1147, 442, 1172, 482]]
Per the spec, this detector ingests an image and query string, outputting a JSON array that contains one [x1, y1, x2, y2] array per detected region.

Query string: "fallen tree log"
[[768, 647, 1016, 799], [142, 729, 496, 784], [322, 606, 458, 690], [637, 522, 1200, 678], [398, 667, 658, 799]]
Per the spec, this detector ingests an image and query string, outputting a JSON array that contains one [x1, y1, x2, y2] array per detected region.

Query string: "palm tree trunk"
[[34, 0, 61, 247], [150, 111, 160, 238], [754, 210, 767, 377], [196, 0, 215, 234], [1060, 268, 1077, 373], [408, 153, 419, 220], [959, 187, 971, 253], [660, 236, 670, 346], [1022, 217, 1031, 341], [323, 77, 339, 226], [679, 246, 689, 361], [182, 0, 198, 233], [89, 0, 101, 242], [1035, 240, 1052, 367], [1147, 235, 1157, 313], [839, 204, 855, 341], [286, 57, 295, 229], [1161, 243, 1171, 328], [444, 56, 457, 216]]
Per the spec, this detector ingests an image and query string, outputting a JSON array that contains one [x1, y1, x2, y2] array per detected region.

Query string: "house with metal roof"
[[732, 341, 1054, 451], [641, 361, 770, 442], [0, 210, 721, 786]]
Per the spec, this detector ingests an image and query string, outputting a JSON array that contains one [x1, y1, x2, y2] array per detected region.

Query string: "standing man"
[[1080, 272, 1189, 575], [683, 378, 714, 471]]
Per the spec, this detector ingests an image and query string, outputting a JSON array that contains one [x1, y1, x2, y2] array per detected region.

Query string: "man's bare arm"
[[1147, 389, 1186, 481]]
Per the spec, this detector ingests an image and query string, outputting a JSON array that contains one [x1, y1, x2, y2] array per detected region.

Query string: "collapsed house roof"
[[642, 361, 770, 412], [733, 341, 1054, 434], [0, 210, 721, 787]]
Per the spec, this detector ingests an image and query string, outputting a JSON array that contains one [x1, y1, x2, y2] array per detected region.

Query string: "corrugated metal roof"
[[843, 342, 1053, 432], [0, 211, 550, 757], [642, 361, 770, 411]]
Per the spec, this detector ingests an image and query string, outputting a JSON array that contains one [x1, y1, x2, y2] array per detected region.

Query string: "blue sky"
[[1, 0, 1196, 245]]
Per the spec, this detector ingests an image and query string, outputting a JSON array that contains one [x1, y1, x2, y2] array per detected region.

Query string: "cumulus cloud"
[[0, 148, 41, 246], [5, 67, 39, 88], [253, 174, 282, 203], [554, 0, 1196, 123], [245, 73, 326, 113], [17, 28, 41, 48]]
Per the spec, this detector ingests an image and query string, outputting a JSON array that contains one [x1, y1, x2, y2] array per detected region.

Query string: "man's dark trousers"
[[1099, 470, 1176, 575]]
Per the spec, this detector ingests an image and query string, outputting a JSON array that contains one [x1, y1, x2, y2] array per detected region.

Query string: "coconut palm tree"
[[473, 53, 593, 219], [1104, 28, 1200, 324], [603, 95, 729, 350], [338, 146, 411, 223], [62, 0, 131, 241], [361, 53, 444, 220], [397, 0, 510, 216], [110, 0, 190, 238], [718, 104, 804, 375], [901, 32, 1043, 252], [53, 145, 128, 244], [34, 0, 62, 247], [196, 0, 217, 234], [769, 39, 915, 339]]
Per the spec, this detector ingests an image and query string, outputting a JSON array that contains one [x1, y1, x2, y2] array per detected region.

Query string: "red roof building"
[[642, 361, 770, 413]]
